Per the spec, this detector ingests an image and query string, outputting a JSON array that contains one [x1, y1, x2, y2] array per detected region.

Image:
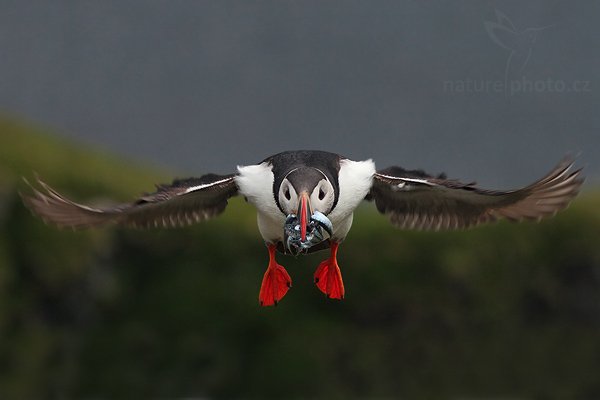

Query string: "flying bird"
[[21, 151, 583, 306]]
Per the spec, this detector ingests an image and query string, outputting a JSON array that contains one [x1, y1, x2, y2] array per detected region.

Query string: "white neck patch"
[[328, 158, 376, 223]]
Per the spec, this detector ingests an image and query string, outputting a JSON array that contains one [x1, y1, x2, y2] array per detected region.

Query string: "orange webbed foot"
[[313, 242, 345, 300], [259, 244, 292, 306]]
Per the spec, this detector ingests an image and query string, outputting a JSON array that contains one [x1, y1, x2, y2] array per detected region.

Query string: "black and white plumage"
[[21, 150, 584, 306]]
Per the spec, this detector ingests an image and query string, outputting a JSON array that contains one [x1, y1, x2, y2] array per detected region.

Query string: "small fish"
[[284, 211, 333, 255]]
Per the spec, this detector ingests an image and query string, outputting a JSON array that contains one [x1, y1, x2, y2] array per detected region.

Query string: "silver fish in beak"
[[284, 211, 333, 255]]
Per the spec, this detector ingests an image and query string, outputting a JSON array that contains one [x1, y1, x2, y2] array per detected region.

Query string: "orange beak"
[[297, 192, 311, 242]]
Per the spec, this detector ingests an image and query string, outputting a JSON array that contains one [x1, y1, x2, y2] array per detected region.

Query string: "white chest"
[[235, 163, 284, 242]]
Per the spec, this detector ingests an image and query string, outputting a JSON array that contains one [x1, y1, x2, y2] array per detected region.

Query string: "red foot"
[[259, 244, 292, 306], [313, 242, 345, 300]]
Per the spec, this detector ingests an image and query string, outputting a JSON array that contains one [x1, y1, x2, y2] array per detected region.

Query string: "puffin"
[[21, 150, 584, 306]]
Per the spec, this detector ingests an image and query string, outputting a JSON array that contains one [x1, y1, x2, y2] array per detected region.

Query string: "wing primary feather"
[[21, 173, 238, 230], [368, 157, 584, 231]]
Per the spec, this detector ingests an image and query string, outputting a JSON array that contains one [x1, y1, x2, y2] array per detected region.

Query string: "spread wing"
[[21, 174, 238, 229], [367, 158, 584, 230]]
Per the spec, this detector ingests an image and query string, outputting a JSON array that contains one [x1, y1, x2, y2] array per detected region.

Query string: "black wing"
[[367, 158, 584, 230], [21, 174, 238, 229]]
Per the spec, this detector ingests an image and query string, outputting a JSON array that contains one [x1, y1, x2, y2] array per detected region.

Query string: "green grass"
[[0, 116, 164, 196], [0, 115, 599, 399]]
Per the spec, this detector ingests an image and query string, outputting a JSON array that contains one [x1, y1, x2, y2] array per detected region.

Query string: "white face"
[[278, 178, 335, 216]]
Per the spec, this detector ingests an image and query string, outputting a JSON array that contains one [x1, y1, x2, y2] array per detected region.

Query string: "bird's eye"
[[284, 188, 291, 200], [318, 188, 326, 200]]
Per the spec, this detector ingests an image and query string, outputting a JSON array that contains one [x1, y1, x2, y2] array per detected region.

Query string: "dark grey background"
[[1, 1, 597, 187]]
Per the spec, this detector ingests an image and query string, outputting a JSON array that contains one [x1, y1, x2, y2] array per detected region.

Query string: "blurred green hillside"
[[1, 117, 599, 399]]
